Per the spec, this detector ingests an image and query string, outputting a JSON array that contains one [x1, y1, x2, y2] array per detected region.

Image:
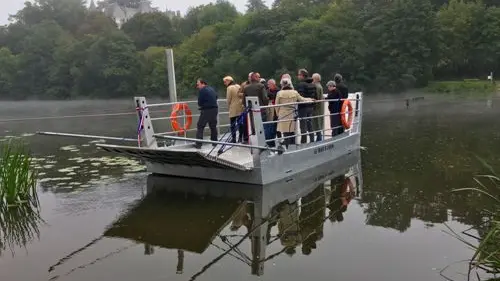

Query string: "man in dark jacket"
[[296, 68, 317, 144], [334, 73, 349, 99], [327, 74, 349, 136], [243, 72, 271, 145], [194, 78, 218, 148], [266, 79, 280, 147]]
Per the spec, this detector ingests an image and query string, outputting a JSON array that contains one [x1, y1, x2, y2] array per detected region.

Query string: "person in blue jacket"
[[194, 78, 218, 148]]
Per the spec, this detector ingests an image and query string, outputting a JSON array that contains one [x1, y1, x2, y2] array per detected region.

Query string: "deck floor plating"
[[166, 142, 254, 169]]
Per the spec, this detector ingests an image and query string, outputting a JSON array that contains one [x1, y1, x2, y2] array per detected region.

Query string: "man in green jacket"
[[312, 73, 324, 141]]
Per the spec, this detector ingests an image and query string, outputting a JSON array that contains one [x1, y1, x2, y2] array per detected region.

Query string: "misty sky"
[[0, 0, 269, 25]]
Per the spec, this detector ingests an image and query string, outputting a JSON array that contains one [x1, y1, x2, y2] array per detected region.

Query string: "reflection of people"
[[299, 185, 325, 255], [277, 202, 300, 256], [230, 202, 251, 232], [328, 175, 354, 222]]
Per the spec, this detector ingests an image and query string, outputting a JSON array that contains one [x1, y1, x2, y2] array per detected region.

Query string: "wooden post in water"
[[176, 250, 184, 274]]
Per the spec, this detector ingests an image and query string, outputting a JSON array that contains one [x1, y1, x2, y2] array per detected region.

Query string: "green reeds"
[[0, 139, 43, 256], [0, 202, 43, 256], [0, 139, 38, 207], [446, 158, 500, 279]]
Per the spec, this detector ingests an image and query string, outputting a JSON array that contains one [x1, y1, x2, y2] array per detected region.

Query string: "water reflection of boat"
[[103, 150, 363, 277]]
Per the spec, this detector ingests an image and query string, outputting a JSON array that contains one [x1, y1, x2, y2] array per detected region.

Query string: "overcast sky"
[[0, 0, 268, 25]]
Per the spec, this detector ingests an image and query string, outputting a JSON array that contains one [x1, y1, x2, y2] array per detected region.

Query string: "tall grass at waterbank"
[[426, 80, 496, 95], [446, 159, 500, 279], [0, 139, 38, 207], [0, 202, 43, 256]]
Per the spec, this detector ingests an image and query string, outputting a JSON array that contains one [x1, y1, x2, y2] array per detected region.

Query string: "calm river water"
[[0, 95, 499, 281]]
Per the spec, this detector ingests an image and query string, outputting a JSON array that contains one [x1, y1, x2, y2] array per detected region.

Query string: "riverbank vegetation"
[[1, 0, 500, 99], [426, 80, 497, 95], [447, 162, 500, 278], [0, 140, 38, 207]]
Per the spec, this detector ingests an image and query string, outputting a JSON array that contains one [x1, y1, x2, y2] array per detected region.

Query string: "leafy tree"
[[138, 46, 169, 96], [181, 0, 239, 37], [435, 0, 484, 79], [1, 0, 500, 99], [97, 0, 152, 9], [11, 0, 87, 33], [246, 0, 268, 13], [76, 10, 118, 36], [122, 12, 182, 50], [14, 20, 71, 99], [0, 48, 19, 99], [78, 30, 140, 97]]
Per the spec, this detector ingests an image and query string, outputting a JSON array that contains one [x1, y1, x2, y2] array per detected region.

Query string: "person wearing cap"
[[224, 76, 244, 143], [326, 80, 342, 136], [312, 73, 324, 141], [194, 78, 218, 149]]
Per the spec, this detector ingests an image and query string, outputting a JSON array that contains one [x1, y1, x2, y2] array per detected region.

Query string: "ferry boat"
[[38, 92, 363, 185], [93, 92, 363, 185]]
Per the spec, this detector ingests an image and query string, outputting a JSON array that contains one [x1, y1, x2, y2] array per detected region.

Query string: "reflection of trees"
[[360, 106, 500, 232], [0, 203, 43, 256]]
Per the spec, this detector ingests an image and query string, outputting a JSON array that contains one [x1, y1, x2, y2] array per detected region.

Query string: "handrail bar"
[[150, 110, 230, 122], [262, 109, 360, 125], [260, 97, 358, 109], [155, 124, 230, 136], [148, 99, 228, 108], [266, 121, 360, 143], [153, 134, 282, 152]]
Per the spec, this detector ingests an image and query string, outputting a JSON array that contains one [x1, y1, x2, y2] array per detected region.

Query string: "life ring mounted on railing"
[[170, 103, 193, 135], [341, 99, 354, 129]]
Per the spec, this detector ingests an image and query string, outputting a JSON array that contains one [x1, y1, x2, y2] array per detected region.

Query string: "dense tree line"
[[0, 0, 499, 100]]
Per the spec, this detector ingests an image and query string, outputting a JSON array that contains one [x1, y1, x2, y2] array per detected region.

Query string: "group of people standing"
[[194, 69, 349, 149]]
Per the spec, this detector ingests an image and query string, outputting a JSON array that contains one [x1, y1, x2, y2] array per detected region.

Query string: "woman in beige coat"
[[224, 76, 244, 143], [275, 77, 314, 148]]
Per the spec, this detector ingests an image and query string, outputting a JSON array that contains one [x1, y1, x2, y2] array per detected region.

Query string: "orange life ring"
[[170, 103, 193, 134], [341, 99, 354, 129]]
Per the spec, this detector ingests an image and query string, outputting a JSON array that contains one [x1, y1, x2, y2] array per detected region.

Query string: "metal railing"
[[147, 99, 231, 138], [146, 96, 361, 150]]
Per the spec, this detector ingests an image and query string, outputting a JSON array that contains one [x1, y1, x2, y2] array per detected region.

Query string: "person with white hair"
[[275, 77, 315, 148], [224, 76, 244, 143], [311, 73, 324, 141]]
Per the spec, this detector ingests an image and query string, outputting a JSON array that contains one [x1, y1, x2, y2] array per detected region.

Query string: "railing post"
[[246, 97, 266, 164], [135, 96, 158, 148], [217, 99, 221, 136]]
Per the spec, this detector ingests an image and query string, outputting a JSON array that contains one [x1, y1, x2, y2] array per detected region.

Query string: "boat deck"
[[168, 142, 254, 168], [97, 141, 254, 171]]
